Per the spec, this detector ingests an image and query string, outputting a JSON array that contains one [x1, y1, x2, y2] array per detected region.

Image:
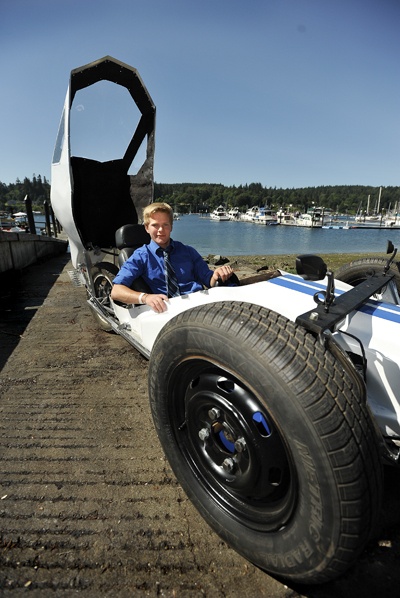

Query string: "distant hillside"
[[1, 176, 399, 216]]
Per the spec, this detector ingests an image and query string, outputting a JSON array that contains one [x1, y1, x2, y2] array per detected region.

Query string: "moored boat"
[[253, 207, 278, 225], [279, 213, 297, 225], [295, 213, 323, 228], [0, 211, 15, 230], [383, 202, 400, 227], [210, 205, 230, 221], [240, 206, 258, 221], [227, 207, 240, 220]]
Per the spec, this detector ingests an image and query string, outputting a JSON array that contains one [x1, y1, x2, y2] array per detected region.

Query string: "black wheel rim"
[[168, 360, 297, 532], [93, 272, 113, 306]]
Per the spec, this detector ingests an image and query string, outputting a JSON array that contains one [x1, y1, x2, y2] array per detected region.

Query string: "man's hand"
[[210, 265, 234, 287], [144, 293, 169, 313], [111, 284, 169, 313]]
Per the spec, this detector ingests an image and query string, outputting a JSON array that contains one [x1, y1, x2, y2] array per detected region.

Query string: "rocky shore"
[[206, 251, 387, 278]]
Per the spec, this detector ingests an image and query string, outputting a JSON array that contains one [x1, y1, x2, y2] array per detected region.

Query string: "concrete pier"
[[0, 230, 68, 273]]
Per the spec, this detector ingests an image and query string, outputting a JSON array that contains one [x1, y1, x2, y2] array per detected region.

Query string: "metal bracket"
[[296, 272, 395, 334]]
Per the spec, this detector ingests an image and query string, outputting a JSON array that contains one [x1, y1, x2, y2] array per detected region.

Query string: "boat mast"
[[377, 187, 382, 214]]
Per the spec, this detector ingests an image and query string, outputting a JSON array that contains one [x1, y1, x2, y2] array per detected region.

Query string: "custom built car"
[[51, 56, 400, 585]]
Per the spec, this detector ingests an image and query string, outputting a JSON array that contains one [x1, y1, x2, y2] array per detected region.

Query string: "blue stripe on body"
[[268, 274, 400, 324]]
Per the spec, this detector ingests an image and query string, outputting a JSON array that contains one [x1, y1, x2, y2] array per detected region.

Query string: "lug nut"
[[208, 408, 220, 420], [222, 458, 235, 472], [234, 437, 246, 453], [198, 427, 210, 441]]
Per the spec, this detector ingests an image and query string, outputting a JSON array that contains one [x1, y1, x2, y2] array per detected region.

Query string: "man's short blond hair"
[[143, 202, 173, 226]]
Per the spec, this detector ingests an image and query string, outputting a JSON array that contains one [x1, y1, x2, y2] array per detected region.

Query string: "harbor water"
[[32, 213, 399, 256], [172, 215, 400, 256]]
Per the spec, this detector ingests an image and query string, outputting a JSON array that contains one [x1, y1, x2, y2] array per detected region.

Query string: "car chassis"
[[51, 56, 400, 585]]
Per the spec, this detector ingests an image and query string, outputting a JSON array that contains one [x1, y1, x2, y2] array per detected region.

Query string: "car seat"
[[115, 223, 150, 266], [115, 224, 152, 293]]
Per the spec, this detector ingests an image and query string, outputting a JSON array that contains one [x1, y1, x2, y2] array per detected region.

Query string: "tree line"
[[0, 175, 50, 213], [154, 182, 400, 215], [1, 176, 400, 216]]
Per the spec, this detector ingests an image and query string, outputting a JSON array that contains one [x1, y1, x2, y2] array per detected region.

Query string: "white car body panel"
[[109, 271, 400, 440]]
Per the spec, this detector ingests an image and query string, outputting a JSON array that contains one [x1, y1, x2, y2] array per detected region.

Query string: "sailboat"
[[355, 188, 383, 222]]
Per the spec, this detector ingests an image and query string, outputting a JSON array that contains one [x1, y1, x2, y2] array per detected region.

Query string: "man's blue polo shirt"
[[113, 239, 214, 295]]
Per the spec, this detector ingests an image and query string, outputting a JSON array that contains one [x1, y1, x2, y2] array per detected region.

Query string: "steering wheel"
[[214, 273, 240, 287]]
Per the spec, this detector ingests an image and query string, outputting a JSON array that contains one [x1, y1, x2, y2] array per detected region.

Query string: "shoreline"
[[207, 251, 389, 275]]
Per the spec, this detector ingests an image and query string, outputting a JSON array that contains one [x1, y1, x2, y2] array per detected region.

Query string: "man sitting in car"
[[111, 202, 236, 313]]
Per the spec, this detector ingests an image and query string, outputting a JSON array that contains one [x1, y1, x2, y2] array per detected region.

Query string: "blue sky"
[[1, 0, 399, 188]]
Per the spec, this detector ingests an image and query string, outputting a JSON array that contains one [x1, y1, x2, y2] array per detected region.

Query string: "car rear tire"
[[148, 301, 382, 585]]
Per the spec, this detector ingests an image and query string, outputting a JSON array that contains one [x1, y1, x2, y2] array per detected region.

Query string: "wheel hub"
[[174, 368, 296, 530]]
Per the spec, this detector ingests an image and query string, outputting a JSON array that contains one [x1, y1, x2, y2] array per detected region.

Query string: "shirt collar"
[[150, 238, 175, 257]]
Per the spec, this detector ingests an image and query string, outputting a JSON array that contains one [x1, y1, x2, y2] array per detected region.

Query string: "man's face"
[[145, 212, 172, 249]]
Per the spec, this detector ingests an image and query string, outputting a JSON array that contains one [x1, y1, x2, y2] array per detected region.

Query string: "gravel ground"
[[1, 252, 400, 597]]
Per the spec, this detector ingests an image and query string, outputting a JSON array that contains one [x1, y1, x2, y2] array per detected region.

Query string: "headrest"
[[115, 224, 150, 249]]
